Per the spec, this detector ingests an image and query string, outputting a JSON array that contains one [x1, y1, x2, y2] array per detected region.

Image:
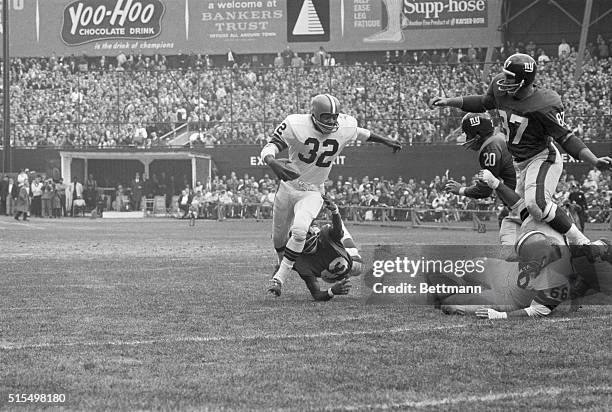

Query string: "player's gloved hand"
[[441, 305, 466, 315], [475, 307, 508, 319], [388, 139, 402, 153], [330, 278, 352, 295], [429, 96, 449, 108], [593, 156, 612, 170], [322, 194, 339, 214], [444, 180, 462, 195], [477, 169, 500, 189], [267, 158, 301, 181]]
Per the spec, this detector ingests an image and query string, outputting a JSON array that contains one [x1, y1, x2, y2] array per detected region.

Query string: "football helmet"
[[321, 256, 351, 283], [497, 53, 537, 95], [461, 112, 494, 151], [311, 94, 340, 134], [302, 224, 321, 254]]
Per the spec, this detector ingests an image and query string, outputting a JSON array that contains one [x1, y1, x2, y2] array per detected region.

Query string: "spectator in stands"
[[67, 177, 83, 216], [281, 45, 293, 67], [259, 187, 274, 218], [85, 174, 97, 209], [596, 34, 609, 59], [14, 179, 30, 221], [30, 176, 43, 217], [178, 189, 191, 218], [41, 179, 54, 217], [55, 178, 67, 217], [324, 53, 336, 66], [0, 175, 8, 215], [558, 38, 571, 58], [17, 169, 28, 186], [537, 49, 551, 65], [131, 172, 144, 211], [226, 49, 236, 68], [291, 53, 304, 68], [52, 183, 62, 218], [273, 53, 284, 68], [312, 46, 327, 66], [218, 188, 233, 221]]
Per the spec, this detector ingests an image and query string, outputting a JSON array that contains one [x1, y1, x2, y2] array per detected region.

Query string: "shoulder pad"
[[338, 114, 358, 128], [285, 113, 310, 126]]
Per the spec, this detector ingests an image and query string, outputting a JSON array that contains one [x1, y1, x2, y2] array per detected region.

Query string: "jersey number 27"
[[299, 138, 339, 167]]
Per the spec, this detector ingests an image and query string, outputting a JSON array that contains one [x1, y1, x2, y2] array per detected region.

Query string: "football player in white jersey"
[[437, 218, 612, 319], [261, 94, 401, 296]]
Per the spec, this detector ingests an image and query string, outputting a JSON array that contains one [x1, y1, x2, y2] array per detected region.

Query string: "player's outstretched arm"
[[429, 94, 495, 112], [444, 179, 493, 199], [322, 194, 344, 240], [557, 133, 612, 170], [476, 292, 561, 319], [476, 301, 554, 319], [477, 169, 521, 206], [365, 131, 402, 153], [302, 275, 352, 301]]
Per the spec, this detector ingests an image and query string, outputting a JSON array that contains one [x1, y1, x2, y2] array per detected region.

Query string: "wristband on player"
[[327, 288, 334, 298], [459, 187, 466, 196]]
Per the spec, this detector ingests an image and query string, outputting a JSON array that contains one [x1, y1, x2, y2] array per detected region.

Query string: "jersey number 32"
[[299, 138, 339, 167]]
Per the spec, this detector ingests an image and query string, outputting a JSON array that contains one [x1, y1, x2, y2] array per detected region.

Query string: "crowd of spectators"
[[2, 36, 611, 148], [2, 166, 609, 225]]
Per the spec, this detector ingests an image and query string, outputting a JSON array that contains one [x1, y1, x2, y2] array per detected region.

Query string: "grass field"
[[1, 217, 611, 411]]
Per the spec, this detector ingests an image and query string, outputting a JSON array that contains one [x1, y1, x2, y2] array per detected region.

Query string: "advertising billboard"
[[1, 0, 502, 56]]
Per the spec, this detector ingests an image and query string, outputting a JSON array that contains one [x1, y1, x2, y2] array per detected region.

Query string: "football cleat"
[[267, 279, 282, 297], [497, 53, 537, 96], [311, 94, 340, 134], [461, 112, 494, 151]]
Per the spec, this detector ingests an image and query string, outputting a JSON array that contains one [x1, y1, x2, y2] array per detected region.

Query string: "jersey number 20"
[[483, 152, 496, 167], [299, 138, 339, 167]]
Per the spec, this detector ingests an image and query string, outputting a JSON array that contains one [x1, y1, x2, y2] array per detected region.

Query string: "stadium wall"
[[2, 143, 608, 182]]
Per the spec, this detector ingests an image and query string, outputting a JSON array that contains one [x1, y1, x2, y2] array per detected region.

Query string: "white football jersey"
[[269, 114, 369, 190]]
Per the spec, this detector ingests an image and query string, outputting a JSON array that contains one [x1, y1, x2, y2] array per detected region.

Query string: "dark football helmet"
[[497, 53, 537, 96], [311, 94, 340, 134], [302, 224, 321, 254], [461, 112, 494, 151]]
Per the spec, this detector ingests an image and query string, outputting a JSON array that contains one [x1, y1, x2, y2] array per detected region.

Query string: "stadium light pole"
[[574, 0, 593, 82], [2, 0, 10, 174]]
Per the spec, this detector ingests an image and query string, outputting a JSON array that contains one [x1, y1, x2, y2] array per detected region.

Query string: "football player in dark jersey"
[[431, 53, 611, 246], [268, 195, 364, 300], [444, 112, 526, 244]]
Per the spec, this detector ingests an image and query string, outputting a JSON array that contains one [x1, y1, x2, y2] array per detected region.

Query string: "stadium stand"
[[2, 42, 611, 148]]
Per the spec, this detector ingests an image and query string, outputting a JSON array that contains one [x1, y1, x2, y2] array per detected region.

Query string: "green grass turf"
[[0, 218, 610, 411]]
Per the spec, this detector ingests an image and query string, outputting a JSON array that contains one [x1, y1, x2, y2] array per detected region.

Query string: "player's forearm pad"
[[260, 143, 279, 163], [460, 95, 488, 113], [559, 134, 587, 160]]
